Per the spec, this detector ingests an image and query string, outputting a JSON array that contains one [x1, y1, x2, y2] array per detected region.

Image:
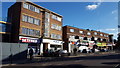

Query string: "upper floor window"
[[104, 35, 106, 37], [101, 39, 103, 41], [0, 23, 6, 32], [23, 3, 29, 9], [88, 38, 91, 41], [104, 35, 108, 37], [87, 32, 91, 35], [79, 31, 83, 34], [57, 17, 62, 22], [69, 35, 75, 39], [35, 7, 40, 13], [22, 27, 40, 36], [94, 37, 97, 40], [22, 15, 28, 22], [106, 35, 108, 37], [23, 3, 40, 13], [22, 15, 40, 26], [51, 24, 62, 31], [51, 33, 61, 39], [100, 34, 103, 36], [52, 15, 57, 19], [52, 15, 62, 22], [28, 4, 35, 11], [70, 29, 74, 32], [34, 19, 40, 25], [79, 36, 83, 40], [94, 32, 97, 35]]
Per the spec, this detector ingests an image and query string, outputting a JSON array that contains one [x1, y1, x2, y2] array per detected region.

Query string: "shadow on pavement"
[[2, 53, 120, 65], [2, 64, 115, 68], [102, 62, 120, 65]]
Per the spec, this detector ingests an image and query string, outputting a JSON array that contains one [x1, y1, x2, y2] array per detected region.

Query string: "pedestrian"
[[29, 47, 34, 60], [91, 48, 95, 53], [73, 48, 77, 55]]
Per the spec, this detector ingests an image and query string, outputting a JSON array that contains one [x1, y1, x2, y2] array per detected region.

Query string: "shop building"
[[7, 1, 63, 54], [0, 21, 11, 42], [41, 5, 63, 53], [62, 26, 112, 53]]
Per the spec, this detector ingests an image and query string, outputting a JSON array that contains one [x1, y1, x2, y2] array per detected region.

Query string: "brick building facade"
[[7, 1, 63, 54], [63, 26, 112, 53]]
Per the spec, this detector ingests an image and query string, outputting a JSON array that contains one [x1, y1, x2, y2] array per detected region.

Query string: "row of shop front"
[[19, 36, 114, 54], [19, 36, 63, 54], [68, 39, 114, 53]]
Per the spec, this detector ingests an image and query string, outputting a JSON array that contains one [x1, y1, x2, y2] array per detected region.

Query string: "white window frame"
[[35, 7, 40, 13], [94, 32, 97, 35], [23, 3, 29, 9], [79, 31, 83, 34], [101, 39, 103, 41], [88, 38, 91, 41], [87, 32, 91, 35], [79, 37, 83, 40], [70, 29, 74, 32], [100, 34, 103, 36], [22, 15, 28, 22], [95, 37, 97, 40], [57, 17, 62, 22]]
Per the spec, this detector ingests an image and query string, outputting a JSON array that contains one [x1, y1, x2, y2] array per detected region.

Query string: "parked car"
[[43, 49, 56, 57], [78, 46, 91, 53], [95, 49, 100, 52], [58, 50, 70, 57], [43, 49, 70, 57]]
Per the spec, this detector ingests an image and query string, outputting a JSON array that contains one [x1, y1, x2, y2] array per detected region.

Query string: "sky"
[[1, 1, 118, 39]]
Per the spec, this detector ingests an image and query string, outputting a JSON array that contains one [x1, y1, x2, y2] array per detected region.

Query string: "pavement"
[[1, 51, 119, 67]]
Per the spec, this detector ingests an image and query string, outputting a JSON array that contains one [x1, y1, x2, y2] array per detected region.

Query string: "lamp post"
[[37, 35, 44, 55]]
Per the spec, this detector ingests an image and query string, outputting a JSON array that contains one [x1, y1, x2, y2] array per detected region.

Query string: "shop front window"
[[0, 23, 6, 32]]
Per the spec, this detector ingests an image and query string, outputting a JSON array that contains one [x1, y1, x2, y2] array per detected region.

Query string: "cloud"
[[86, 0, 102, 10], [109, 32, 118, 39], [86, 4, 99, 10], [105, 28, 117, 31], [97, 28, 118, 31], [97, 28, 118, 39], [112, 10, 117, 14]]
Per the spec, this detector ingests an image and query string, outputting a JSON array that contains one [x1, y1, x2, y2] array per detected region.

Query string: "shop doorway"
[[43, 43, 48, 52]]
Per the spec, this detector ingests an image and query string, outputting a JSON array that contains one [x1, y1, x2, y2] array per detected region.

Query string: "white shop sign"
[[19, 36, 38, 43], [43, 39, 63, 45]]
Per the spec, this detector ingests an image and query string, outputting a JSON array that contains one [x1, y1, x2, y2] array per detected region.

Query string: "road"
[[2, 53, 120, 68]]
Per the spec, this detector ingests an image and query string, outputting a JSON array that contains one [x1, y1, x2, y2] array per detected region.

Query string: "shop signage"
[[88, 41, 95, 46], [19, 37, 37, 43], [50, 40, 63, 45], [97, 42, 107, 46], [107, 44, 113, 46], [80, 40, 89, 45]]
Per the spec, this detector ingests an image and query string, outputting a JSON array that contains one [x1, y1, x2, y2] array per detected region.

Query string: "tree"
[[115, 34, 120, 51]]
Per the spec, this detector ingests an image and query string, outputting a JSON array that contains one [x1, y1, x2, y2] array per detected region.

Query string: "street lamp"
[[37, 35, 43, 55]]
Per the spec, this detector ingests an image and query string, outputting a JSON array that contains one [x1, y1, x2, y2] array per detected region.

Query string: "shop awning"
[[97, 43, 107, 46]]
